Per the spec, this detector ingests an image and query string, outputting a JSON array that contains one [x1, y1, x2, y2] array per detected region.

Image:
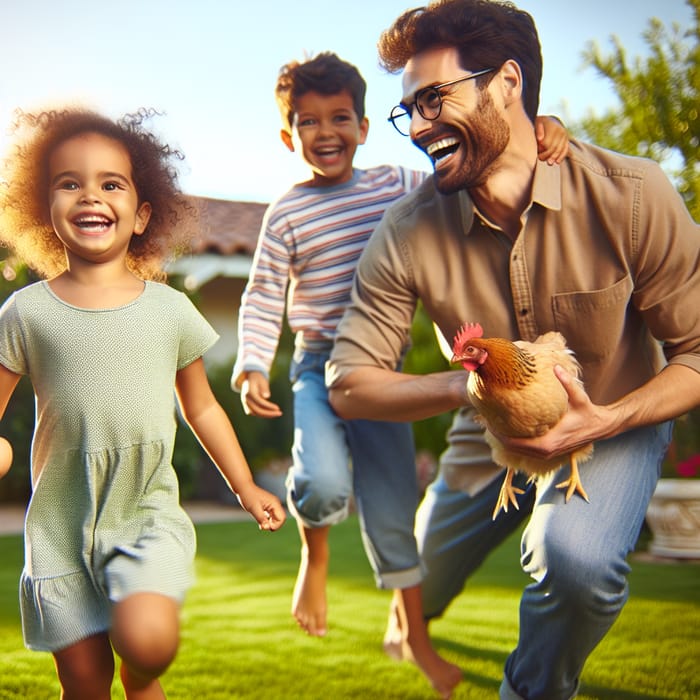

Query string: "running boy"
[[231, 52, 567, 698]]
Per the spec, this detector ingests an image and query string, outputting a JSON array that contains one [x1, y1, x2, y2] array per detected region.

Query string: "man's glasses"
[[387, 68, 495, 136]]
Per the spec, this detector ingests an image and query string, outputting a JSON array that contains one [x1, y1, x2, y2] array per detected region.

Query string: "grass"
[[0, 516, 698, 699]]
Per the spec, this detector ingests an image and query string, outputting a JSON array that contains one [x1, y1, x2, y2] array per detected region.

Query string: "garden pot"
[[646, 478, 700, 559]]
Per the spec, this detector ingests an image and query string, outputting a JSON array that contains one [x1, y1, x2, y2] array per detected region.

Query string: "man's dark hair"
[[378, 0, 542, 121]]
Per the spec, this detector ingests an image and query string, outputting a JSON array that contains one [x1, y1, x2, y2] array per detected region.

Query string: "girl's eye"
[[103, 182, 118, 191], [57, 180, 78, 191]]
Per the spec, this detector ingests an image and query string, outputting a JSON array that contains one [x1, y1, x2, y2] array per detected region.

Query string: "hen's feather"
[[451, 325, 594, 516]]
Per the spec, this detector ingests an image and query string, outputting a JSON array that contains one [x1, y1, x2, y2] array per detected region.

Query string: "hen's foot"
[[492, 470, 525, 520], [556, 459, 589, 503]]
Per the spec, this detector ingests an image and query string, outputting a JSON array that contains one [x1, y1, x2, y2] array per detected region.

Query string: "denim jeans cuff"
[[375, 564, 424, 591]]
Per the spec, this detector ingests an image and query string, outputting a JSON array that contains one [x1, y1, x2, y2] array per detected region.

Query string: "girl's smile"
[[48, 132, 151, 266]]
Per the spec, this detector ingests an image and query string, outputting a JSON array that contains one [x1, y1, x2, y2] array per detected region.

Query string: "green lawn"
[[0, 516, 697, 699]]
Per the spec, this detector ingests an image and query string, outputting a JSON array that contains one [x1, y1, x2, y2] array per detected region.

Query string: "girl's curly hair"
[[0, 107, 196, 281]]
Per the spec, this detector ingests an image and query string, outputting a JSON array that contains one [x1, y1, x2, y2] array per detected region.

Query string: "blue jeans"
[[288, 349, 422, 588], [416, 420, 673, 700]]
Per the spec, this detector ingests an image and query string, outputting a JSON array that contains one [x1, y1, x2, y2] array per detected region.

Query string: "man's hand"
[[493, 365, 610, 459]]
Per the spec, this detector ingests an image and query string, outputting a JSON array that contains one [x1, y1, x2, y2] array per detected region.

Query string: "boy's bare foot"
[[291, 525, 329, 636], [383, 595, 462, 699]]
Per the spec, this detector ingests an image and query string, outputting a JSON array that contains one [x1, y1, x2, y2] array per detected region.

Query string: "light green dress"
[[0, 281, 219, 651]]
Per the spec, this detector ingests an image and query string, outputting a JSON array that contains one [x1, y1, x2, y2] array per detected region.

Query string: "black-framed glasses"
[[387, 68, 495, 136]]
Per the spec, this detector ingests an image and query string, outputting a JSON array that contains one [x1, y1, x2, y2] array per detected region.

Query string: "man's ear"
[[280, 129, 295, 152], [499, 59, 523, 106], [133, 201, 152, 235]]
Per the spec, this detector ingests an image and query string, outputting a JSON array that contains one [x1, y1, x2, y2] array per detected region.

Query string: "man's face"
[[401, 46, 509, 194]]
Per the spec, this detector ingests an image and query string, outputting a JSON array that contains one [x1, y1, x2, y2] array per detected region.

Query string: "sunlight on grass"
[[0, 516, 697, 699]]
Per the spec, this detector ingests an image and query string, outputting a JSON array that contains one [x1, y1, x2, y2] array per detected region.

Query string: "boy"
[[232, 52, 567, 697]]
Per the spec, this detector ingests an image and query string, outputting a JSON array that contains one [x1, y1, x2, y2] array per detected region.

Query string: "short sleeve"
[[173, 290, 220, 370], [0, 293, 29, 375]]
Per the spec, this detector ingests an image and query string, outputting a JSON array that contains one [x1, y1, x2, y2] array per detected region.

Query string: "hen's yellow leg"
[[555, 454, 590, 503], [492, 468, 525, 520]]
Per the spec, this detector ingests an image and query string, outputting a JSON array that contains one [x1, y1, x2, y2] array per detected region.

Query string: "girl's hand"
[[0, 437, 12, 478], [236, 482, 286, 531]]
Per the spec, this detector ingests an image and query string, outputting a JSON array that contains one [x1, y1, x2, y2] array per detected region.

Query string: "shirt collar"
[[531, 157, 562, 211], [464, 157, 562, 233]]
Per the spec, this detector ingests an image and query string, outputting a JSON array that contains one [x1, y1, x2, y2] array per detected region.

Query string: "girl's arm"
[[175, 358, 286, 531], [0, 364, 21, 478]]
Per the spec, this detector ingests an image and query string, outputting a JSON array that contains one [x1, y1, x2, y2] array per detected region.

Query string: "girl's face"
[[281, 89, 369, 188], [48, 132, 151, 268]]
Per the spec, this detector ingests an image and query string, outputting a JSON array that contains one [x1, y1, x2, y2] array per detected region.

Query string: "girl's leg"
[[110, 592, 180, 700], [53, 632, 115, 700]]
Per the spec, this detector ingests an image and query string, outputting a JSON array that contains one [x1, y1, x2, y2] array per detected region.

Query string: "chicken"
[[451, 322, 594, 519]]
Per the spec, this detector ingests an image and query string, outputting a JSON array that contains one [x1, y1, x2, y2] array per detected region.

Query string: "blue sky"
[[0, 0, 693, 203]]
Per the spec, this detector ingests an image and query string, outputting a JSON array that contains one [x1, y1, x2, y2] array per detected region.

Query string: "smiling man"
[[326, 1, 700, 699]]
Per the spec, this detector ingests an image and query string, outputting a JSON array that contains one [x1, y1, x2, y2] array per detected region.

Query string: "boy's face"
[[281, 89, 368, 187]]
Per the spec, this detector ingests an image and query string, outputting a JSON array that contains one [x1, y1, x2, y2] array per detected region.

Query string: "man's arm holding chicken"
[[329, 348, 700, 462], [327, 181, 700, 463]]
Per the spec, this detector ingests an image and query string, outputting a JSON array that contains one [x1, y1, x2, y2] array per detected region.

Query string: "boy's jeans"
[[287, 349, 423, 589], [416, 420, 672, 700]]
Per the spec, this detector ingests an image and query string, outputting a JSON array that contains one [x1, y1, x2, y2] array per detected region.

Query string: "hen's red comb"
[[452, 322, 484, 353]]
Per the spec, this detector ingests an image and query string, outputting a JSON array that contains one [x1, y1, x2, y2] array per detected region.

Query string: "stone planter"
[[646, 478, 700, 559]]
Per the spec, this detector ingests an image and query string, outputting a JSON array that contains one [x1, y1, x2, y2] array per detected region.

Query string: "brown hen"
[[451, 322, 594, 519]]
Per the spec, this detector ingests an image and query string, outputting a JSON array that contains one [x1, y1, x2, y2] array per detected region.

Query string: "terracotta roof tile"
[[187, 195, 267, 256]]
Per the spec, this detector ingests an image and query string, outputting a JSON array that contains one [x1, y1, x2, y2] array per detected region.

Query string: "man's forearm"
[[328, 365, 469, 421], [606, 363, 700, 438]]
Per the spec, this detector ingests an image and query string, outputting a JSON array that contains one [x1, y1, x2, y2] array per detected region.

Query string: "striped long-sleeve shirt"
[[232, 165, 426, 385]]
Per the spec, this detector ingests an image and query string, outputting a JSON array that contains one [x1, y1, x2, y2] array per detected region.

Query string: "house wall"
[[196, 276, 247, 368]]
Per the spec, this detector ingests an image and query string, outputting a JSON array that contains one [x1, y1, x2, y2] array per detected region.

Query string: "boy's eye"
[[298, 117, 316, 128], [56, 180, 78, 191], [103, 182, 119, 191]]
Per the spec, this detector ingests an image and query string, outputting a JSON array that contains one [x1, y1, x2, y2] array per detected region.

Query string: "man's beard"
[[433, 91, 510, 195]]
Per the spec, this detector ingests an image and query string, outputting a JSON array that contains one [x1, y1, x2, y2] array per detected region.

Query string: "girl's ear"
[[280, 128, 295, 153], [133, 201, 152, 235]]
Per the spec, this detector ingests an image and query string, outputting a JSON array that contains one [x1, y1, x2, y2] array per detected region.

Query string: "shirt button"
[[520, 308, 528, 316]]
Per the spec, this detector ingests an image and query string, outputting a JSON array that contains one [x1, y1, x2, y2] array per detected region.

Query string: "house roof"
[[169, 195, 268, 290], [187, 195, 267, 256]]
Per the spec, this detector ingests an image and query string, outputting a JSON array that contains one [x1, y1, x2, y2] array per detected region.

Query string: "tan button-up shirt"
[[328, 139, 700, 493]]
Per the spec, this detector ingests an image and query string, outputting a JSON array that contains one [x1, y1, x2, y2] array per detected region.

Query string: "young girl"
[[0, 108, 286, 700]]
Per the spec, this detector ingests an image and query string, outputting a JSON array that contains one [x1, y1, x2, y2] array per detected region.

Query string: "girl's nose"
[[79, 187, 102, 204]]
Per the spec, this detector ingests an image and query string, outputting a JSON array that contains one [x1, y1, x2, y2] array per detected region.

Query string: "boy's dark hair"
[[275, 52, 367, 133], [377, 0, 542, 122], [0, 107, 194, 281]]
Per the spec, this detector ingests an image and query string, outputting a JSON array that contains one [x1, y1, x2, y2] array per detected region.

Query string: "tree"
[[574, 0, 699, 221], [575, 0, 700, 478]]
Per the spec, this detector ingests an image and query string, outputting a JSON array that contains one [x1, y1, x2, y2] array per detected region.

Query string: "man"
[[326, 1, 700, 698]]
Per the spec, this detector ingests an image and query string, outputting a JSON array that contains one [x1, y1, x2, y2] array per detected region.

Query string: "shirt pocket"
[[551, 276, 633, 364]]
